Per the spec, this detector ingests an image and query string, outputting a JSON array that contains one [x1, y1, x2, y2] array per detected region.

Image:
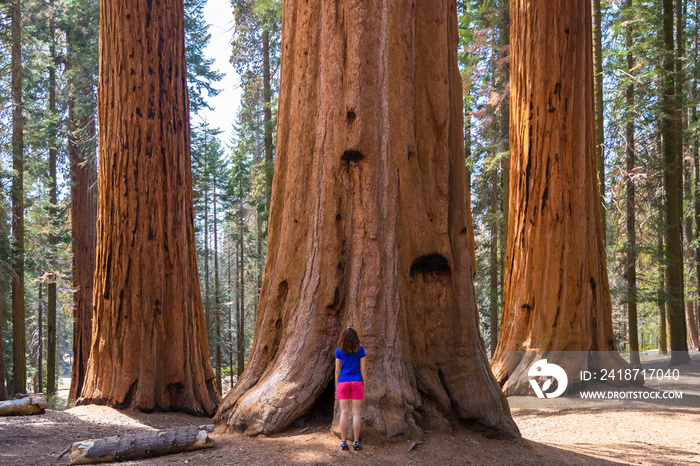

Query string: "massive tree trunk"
[[47, 2, 58, 396], [594, 0, 606, 242], [662, 0, 690, 365], [78, 0, 219, 416], [625, 0, 640, 367], [490, 0, 637, 393], [11, 0, 27, 397], [214, 0, 519, 440], [67, 30, 98, 402]]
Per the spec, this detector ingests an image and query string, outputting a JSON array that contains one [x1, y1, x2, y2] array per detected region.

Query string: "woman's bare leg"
[[339, 399, 350, 442], [351, 399, 362, 442]]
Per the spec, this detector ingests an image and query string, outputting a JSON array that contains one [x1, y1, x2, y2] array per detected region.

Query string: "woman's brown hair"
[[338, 327, 361, 353]]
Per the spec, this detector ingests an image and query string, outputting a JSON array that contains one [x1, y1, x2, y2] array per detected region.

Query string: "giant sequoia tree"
[[66, 11, 98, 400], [214, 0, 519, 440], [78, 0, 219, 415], [490, 0, 639, 393]]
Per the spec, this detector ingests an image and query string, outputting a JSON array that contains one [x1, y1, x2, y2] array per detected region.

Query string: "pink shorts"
[[337, 381, 364, 400]]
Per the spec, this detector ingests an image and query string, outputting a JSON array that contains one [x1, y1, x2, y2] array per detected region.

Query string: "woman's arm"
[[360, 357, 366, 384], [335, 358, 342, 388]]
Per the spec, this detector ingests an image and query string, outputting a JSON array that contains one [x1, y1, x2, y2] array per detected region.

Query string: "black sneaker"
[[340, 440, 348, 451], [353, 441, 361, 451]]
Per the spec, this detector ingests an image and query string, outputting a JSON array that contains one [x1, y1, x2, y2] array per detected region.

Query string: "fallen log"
[[0, 394, 47, 416], [69, 424, 216, 465]]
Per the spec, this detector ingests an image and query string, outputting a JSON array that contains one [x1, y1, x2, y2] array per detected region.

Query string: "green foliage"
[[185, 0, 223, 114], [458, 0, 509, 344]]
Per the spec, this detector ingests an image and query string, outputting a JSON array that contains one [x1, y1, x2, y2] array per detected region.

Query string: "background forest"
[[0, 0, 698, 399]]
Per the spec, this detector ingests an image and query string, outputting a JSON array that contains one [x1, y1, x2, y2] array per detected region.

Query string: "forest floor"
[[1, 352, 698, 465]]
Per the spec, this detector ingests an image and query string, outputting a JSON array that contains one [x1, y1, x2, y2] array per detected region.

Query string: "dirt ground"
[[2, 404, 698, 465], [1, 353, 699, 465]]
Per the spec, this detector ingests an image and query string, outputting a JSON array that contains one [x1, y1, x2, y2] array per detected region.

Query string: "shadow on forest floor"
[[3, 401, 698, 465]]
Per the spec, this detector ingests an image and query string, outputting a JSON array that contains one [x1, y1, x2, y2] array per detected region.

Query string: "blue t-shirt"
[[335, 346, 366, 383]]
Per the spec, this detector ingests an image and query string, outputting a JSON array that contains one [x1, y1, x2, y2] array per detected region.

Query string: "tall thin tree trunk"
[[491, 0, 638, 391], [660, 263, 669, 353], [489, 167, 498, 356], [214, 186, 222, 393], [215, 0, 519, 439], [256, 208, 262, 306], [204, 187, 210, 333], [11, 0, 27, 397], [47, 2, 58, 396], [78, 0, 220, 415], [663, 0, 690, 365], [38, 283, 43, 394], [594, 0, 606, 242], [465, 87, 476, 277], [0, 294, 6, 400], [693, 0, 700, 351], [237, 204, 244, 379], [227, 234, 234, 390], [67, 30, 98, 401], [499, 0, 510, 307], [625, 0, 640, 367], [263, 28, 273, 206]]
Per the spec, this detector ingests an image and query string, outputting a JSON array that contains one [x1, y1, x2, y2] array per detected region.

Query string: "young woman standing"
[[335, 328, 366, 451]]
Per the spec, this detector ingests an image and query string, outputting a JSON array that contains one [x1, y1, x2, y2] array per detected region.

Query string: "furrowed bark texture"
[[78, 0, 219, 415], [491, 0, 636, 393], [214, 0, 519, 440], [67, 34, 98, 401]]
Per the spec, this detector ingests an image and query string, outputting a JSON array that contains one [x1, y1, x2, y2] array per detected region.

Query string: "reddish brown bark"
[[78, 0, 219, 415], [214, 0, 519, 440], [11, 0, 27, 396], [67, 31, 98, 402], [491, 0, 637, 393]]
